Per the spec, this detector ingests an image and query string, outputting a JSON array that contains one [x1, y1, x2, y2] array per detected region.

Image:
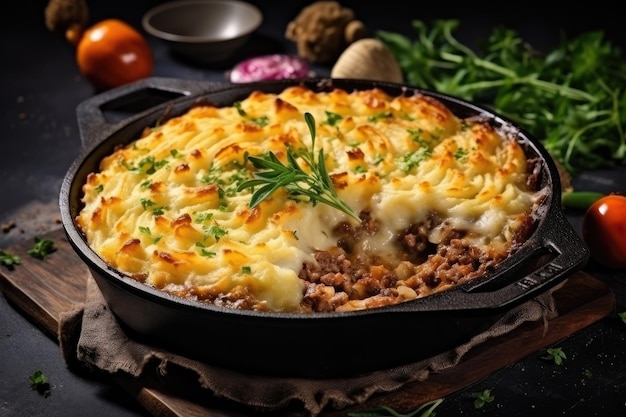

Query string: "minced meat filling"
[[295, 216, 508, 313], [167, 214, 514, 313]]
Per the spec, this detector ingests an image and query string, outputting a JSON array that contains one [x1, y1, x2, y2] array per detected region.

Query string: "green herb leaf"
[[324, 110, 343, 126], [128, 156, 168, 174], [195, 242, 217, 258], [29, 370, 51, 398], [27, 237, 56, 260], [204, 225, 227, 242], [194, 212, 214, 223], [618, 311, 626, 324], [0, 249, 22, 270], [140, 198, 168, 215], [138, 226, 161, 244], [237, 112, 360, 221], [234, 101, 269, 126], [377, 21, 626, 174], [368, 111, 392, 122], [473, 389, 495, 409], [541, 347, 567, 365]]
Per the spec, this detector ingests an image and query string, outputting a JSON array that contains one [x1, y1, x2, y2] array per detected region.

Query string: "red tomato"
[[582, 193, 626, 269], [76, 19, 153, 91]]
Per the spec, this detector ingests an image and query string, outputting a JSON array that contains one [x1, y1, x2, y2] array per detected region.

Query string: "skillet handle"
[[418, 206, 590, 313], [496, 207, 589, 307], [75, 77, 231, 149]]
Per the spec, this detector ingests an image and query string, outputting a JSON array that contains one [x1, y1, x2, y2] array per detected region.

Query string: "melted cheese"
[[77, 85, 545, 312]]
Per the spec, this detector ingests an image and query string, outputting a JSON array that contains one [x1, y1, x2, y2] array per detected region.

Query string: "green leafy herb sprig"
[[29, 370, 51, 398], [27, 237, 56, 260], [0, 249, 21, 270], [473, 389, 495, 409], [541, 346, 567, 365], [237, 112, 360, 221], [377, 20, 626, 174]]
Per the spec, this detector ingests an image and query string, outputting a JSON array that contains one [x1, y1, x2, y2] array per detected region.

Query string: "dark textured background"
[[2, 1, 625, 416]]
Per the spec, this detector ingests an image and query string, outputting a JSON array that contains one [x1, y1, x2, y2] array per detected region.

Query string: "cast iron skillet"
[[59, 77, 589, 378]]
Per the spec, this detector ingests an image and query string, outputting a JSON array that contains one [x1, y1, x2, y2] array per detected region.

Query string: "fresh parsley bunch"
[[377, 20, 626, 174]]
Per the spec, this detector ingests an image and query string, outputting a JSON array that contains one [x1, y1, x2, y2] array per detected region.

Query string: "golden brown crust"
[[77, 86, 545, 313]]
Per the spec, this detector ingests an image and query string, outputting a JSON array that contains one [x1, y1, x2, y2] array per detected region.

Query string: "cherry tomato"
[[582, 193, 626, 269], [76, 19, 153, 91]]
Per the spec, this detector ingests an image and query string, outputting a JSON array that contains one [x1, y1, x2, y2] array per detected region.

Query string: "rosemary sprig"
[[237, 112, 360, 221]]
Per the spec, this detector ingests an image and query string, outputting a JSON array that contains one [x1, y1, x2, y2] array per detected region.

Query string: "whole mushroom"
[[285, 1, 367, 64]]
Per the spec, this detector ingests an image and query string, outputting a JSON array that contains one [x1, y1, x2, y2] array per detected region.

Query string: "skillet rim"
[[59, 76, 589, 319]]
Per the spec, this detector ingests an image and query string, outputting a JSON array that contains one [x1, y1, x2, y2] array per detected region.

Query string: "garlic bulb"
[[331, 38, 403, 83]]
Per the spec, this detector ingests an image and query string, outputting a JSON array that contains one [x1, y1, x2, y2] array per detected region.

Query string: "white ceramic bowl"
[[142, 0, 263, 63]]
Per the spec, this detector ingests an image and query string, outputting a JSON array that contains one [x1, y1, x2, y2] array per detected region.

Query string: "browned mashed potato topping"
[[76, 85, 546, 313]]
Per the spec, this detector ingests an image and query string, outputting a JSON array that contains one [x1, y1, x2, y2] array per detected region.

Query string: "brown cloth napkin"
[[58, 276, 562, 416]]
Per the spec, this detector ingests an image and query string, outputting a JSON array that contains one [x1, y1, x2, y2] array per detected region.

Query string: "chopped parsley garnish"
[[398, 148, 432, 172], [140, 198, 154, 209], [29, 370, 51, 398], [233, 101, 269, 126], [195, 242, 216, 257], [194, 212, 214, 223], [473, 389, 495, 409], [204, 225, 227, 242], [541, 347, 567, 365], [201, 164, 248, 197], [140, 198, 167, 215], [324, 110, 343, 126], [408, 128, 431, 147], [368, 111, 392, 122], [371, 154, 385, 166], [127, 156, 168, 174], [138, 226, 161, 244], [0, 249, 21, 270], [454, 147, 469, 160], [27, 237, 56, 260]]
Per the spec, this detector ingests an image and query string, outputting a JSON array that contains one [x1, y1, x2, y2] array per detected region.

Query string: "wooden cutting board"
[[0, 228, 616, 416]]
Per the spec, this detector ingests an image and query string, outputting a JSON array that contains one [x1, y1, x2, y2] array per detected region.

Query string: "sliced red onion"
[[229, 54, 314, 83]]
